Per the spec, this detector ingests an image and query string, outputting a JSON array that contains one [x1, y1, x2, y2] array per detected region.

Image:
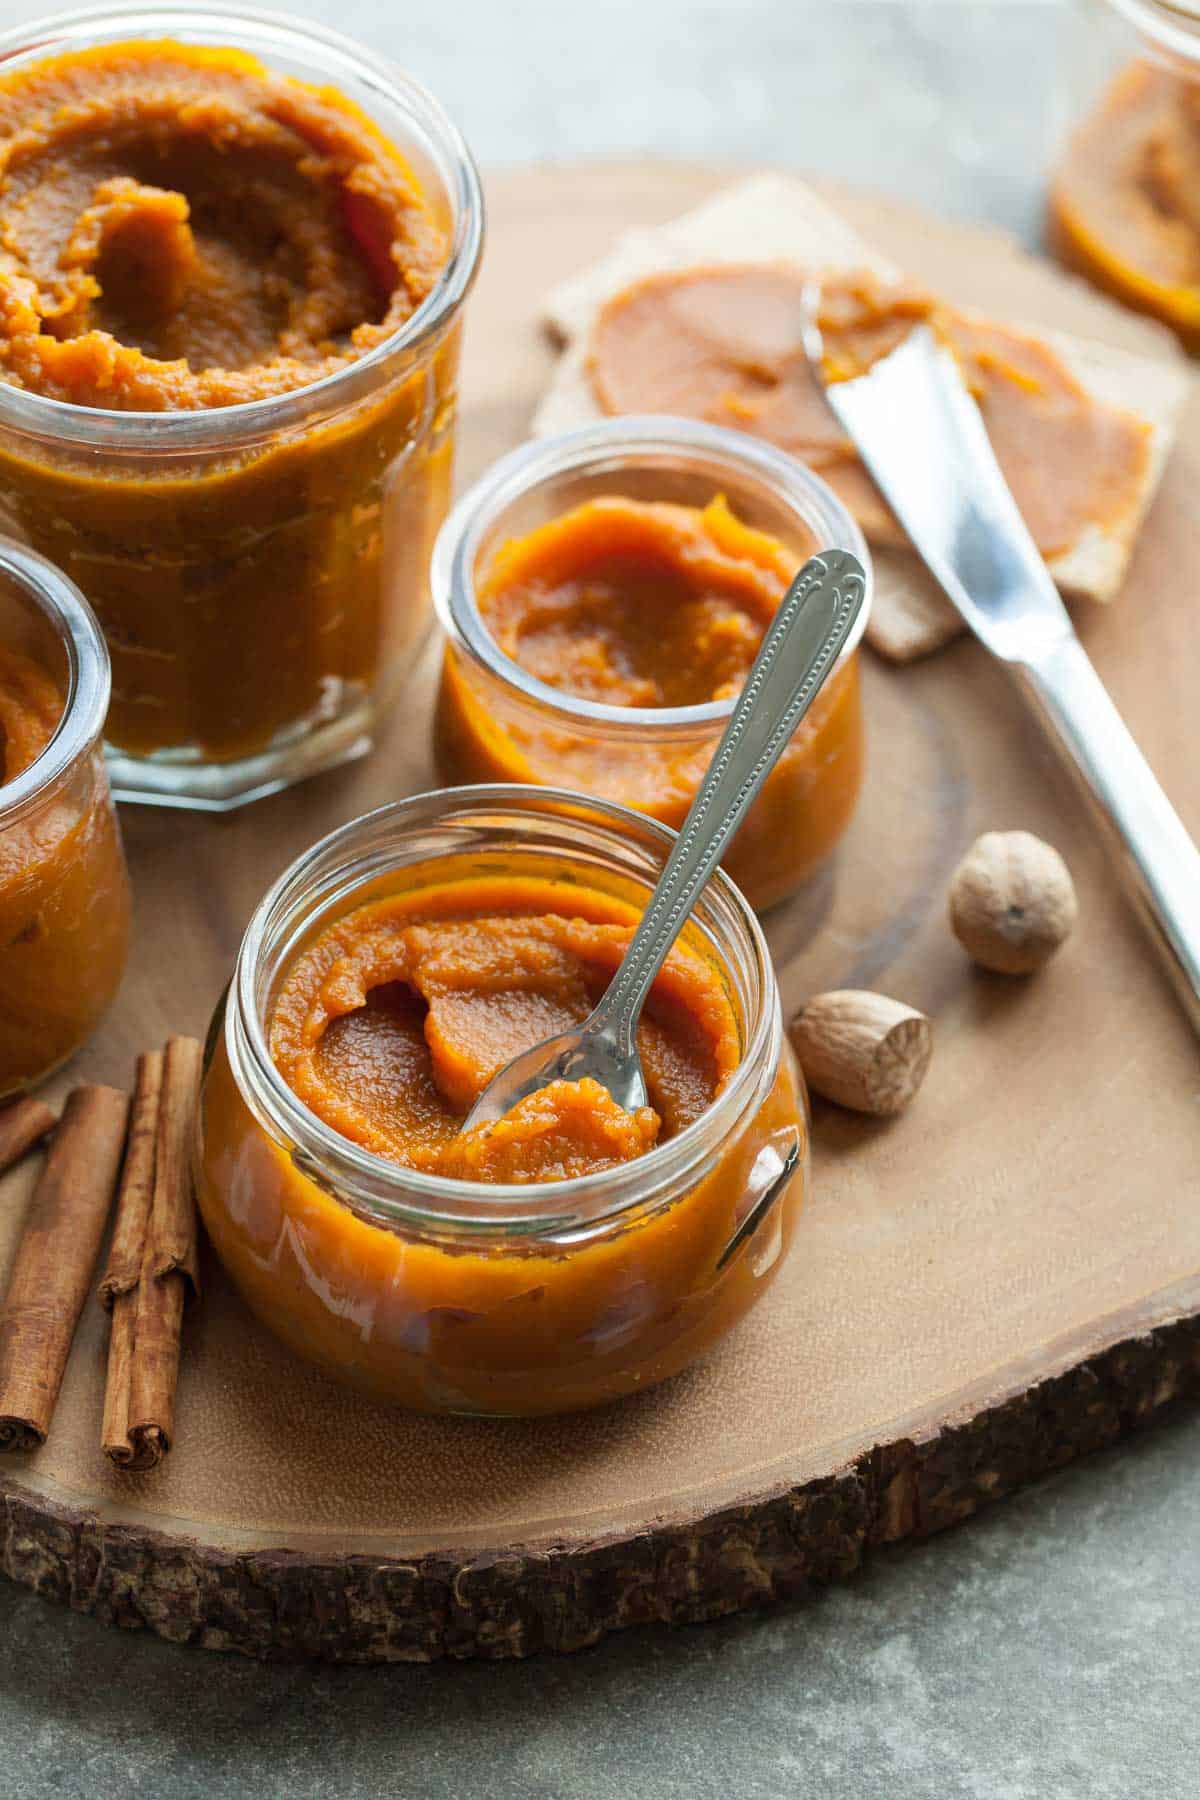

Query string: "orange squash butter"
[[0, 41, 456, 762], [198, 867, 806, 1412], [0, 646, 129, 1093], [1050, 62, 1200, 351], [435, 494, 864, 912], [587, 266, 1152, 554], [269, 878, 743, 1179]]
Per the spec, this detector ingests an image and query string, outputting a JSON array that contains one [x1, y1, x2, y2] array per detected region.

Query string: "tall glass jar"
[[0, 537, 130, 1095], [197, 786, 807, 1416], [431, 419, 872, 914], [0, 7, 484, 808], [1050, 1, 1200, 347]]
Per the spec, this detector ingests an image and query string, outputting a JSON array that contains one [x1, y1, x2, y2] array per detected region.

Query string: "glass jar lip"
[[1108, 0, 1200, 55], [0, 536, 111, 823], [229, 782, 782, 1235], [432, 415, 873, 734], [0, 4, 484, 452]]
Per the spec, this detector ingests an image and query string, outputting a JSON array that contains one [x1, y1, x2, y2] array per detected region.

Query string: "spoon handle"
[[596, 548, 867, 1058]]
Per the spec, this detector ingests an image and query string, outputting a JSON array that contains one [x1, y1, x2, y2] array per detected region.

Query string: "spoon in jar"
[[461, 546, 868, 1132]]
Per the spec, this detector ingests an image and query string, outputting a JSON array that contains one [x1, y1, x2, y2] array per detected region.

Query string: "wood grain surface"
[[1, 164, 1198, 1662]]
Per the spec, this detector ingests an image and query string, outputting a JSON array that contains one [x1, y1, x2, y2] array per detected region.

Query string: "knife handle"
[[1016, 631, 1200, 1035]]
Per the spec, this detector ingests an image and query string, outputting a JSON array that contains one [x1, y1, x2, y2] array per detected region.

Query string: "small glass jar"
[[431, 419, 871, 914], [196, 786, 807, 1416], [0, 537, 130, 1095], [0, 7, 484, 809], [1050, 1, 1200, 347]]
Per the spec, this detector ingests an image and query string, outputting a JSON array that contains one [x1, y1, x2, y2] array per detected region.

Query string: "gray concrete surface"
[[2, 0, 1074, 241], [2, 1412, 1198, 1798], [3, 3, 1198, 1796]]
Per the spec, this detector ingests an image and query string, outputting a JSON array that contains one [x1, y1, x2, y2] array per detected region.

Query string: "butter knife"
[[802, 300, 1200, 1032]]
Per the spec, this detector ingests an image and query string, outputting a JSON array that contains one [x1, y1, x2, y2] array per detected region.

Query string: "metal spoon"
[[801, 288, 1200, 1034], [461, 547, 868, 1132]]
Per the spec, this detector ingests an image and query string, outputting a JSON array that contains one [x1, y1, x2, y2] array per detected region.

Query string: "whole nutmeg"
[[948, 830, 1077, 974], [790, 990, 932, 1117]]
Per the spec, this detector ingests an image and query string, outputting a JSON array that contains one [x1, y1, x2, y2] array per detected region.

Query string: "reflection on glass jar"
[[431, 420, 871, 914], [1050, 0, 1200, 348], [0, 537, 130, 1095], [196, 787, 808, 1416], [0, 7, 483, 809]]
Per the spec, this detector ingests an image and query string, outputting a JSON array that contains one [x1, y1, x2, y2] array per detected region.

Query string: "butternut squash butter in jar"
[[0, 44, 444, 409], [198, 792, 807, 1414], [0, 545, 130, 1095], [0, 17, 482, 805], [1051, 63, 1200, 349], [0, 646, 59, 780], [474, 496, 792, 712], [269, 878, 738, 1181], [433, 423, 871, 914]]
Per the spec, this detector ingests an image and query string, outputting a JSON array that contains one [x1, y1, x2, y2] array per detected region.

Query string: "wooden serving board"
[[2, 165, 1199, 1664]]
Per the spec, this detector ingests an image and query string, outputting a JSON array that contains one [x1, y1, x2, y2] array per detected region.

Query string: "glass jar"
[[0, 537, 130, 1095], [431, 419, 871, 914], [1050, 1, 1200, 347], [197, 786, 807, 1416], [0, 7, 484, 809]]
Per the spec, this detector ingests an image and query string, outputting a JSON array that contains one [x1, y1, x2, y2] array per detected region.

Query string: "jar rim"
[[0, 536, 111, 823], [432, 416, 873, 735], [1107, 0, 1200, 55], [0, 4, 484, 452], [227, 783, 783, 1237]]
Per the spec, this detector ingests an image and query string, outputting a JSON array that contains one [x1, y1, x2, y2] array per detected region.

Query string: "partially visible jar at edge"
[[196, 788, 808, 1416], [431, 420, 872, 915], [0, 8, 483, 809], [1049, 0, 1200, 349], [0, 538, 130, 1095]]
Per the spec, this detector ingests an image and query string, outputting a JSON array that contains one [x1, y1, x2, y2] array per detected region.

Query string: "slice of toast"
[[535, 175, 1189, 663]]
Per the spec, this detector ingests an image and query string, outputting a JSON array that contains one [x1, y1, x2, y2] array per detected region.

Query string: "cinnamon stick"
[[101, 1039, 201, 1470], [0, 1085, 129, 1452], [144, 1036, 203, 1294], [0, 1096, 56, 1175], [99, 1051, 162, 1470]]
